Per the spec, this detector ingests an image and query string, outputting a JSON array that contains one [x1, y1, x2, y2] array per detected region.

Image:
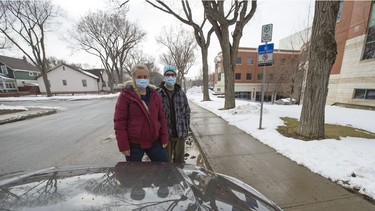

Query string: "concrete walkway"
[[189, 102, 375, 211]]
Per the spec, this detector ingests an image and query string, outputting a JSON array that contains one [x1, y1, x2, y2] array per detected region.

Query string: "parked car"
[[275, 98, 297, 105], [0, 162, 282, 211]]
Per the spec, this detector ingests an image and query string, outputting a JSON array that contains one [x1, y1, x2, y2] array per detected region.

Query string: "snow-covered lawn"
[[186, 86, 375, 200]]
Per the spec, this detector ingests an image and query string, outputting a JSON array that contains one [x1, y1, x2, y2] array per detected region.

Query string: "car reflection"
[[0, 162, 282, 210]]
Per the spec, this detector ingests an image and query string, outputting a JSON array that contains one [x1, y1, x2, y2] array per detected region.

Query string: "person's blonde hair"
[[131, 64, 149, 76]]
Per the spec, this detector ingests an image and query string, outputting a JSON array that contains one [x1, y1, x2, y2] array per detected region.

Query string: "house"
[[37, 64, 100, 95], [0, 73, 17, 93], [279, 1, 375, 109], [84, 68, 110, 92], [0, 55, 41, 93]]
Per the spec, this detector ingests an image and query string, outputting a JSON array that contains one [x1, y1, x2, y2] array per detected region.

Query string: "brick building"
[[214, 1, 375, 108], [213, 47, 300, 102], [280, 1, 375, 109], [328, 0, 375, 108]]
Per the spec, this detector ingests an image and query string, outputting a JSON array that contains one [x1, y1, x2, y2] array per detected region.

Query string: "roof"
[[42, 64, 99, 80], [84, 68, 104, 78], [0, 55, 41, 72], [0, 73, 15, 81]]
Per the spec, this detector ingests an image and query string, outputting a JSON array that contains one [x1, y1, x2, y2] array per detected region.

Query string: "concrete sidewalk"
[[189, 102, 375, 211]]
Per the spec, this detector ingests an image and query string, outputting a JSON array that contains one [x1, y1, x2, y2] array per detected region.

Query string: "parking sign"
[[261, 24, 273, 43]]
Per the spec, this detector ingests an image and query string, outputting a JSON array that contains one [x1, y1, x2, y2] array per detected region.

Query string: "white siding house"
[[84, 68, 110, 92], [37, 64, 99, 94]]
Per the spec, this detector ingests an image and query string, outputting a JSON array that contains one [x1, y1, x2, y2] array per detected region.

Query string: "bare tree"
[[266, 65, 287, 103], [146, 61, 164, 86], [146, 0, 213, 101], [123, 49, 152, 77], [156, 26, 197, 91], [297, 1, 340, 139], [122, 50, 162, 85], [69, 6, 145, 92], [0, 0, 61, 97], [46, 56, 83, 69], [202, 0, 257, 109], [0, 5, 9, 50], [275, 56, 303, 104]]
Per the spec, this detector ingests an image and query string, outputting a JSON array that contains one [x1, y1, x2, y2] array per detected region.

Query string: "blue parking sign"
[[258, 43, 274, 54]]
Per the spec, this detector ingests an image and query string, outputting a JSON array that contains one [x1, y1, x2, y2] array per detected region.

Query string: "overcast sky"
[[3, 0, 315, 77]]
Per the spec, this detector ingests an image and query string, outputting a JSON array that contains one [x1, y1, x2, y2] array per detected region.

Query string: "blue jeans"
[[125, 143, 169, 162]]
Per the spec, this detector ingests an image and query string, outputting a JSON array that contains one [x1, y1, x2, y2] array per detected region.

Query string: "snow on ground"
[[1, 89, 374, 199], [186, 86, 375, 200]]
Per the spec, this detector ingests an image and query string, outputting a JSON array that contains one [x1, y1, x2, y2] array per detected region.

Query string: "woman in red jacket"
[[114, 64, 168, 162]]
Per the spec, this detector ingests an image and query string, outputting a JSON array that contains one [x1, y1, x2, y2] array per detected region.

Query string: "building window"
[[63, 66, 65, 70], [5, 82, 16, 89], [218, 73, 221, 81], [236, 92, 251, 99], [247, 57, 254, 64], [82, 79, 87, 87], [257, 73, 263, 80], [62, 80, 67, 86], [102, 81, 106, 87], [235, 73, 241, 80], [246, 73, 252, 80], [353, 89, 375, 99], [236, 57, 242, 64], [362, 1, 375, 60], [1, 65, 8, 74]]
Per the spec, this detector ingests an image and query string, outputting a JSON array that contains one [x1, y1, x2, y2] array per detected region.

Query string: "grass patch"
[[0, 109, 26, 115], [277, 117, 375, 140]]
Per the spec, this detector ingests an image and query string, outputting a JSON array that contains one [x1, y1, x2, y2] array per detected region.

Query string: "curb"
[[189, 125, 213, 171], [0, 110, 57, 125]]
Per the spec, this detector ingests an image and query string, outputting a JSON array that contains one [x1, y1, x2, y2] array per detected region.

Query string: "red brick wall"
[[332, 1, 372, 74]]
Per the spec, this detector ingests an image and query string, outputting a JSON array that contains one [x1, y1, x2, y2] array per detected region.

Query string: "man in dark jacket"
[[157, 65, 191, 163]]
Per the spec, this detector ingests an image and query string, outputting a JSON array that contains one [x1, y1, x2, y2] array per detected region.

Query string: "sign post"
[[259, 24, 273, 129]]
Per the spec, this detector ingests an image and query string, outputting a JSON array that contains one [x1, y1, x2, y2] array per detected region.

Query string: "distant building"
[[280, 1, 375, 109], [213, 47, 300, 102], [37, 64, 100, 95], [84, 68, 110, 92], [0, 55, 41, 93]]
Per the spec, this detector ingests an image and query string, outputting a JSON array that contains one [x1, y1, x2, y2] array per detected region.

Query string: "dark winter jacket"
[[114, 81, 168, 152], [157, 82, 190, 139]]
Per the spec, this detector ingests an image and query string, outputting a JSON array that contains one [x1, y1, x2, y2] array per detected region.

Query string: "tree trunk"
[[201, 47, 211, 101], [221, 28, 235, 109], [297, 1, 339, 139], [41, 69, 52, 97]]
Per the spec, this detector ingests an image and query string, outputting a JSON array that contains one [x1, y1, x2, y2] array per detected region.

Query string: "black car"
[[0, 162, 282, 210]]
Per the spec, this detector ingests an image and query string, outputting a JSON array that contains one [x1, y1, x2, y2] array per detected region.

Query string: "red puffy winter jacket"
[[114, 83, 168, 152]]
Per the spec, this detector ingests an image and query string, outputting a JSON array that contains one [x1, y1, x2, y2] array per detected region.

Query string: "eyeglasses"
[[164, 73, 176, 77]]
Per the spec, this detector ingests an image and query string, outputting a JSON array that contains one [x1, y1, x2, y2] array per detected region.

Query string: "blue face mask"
[[165, 76, 176, 86], [135, 79, 149, 89]]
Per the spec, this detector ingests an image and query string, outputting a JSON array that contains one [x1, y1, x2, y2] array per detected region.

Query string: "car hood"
[[0, 162, 281, 210]]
